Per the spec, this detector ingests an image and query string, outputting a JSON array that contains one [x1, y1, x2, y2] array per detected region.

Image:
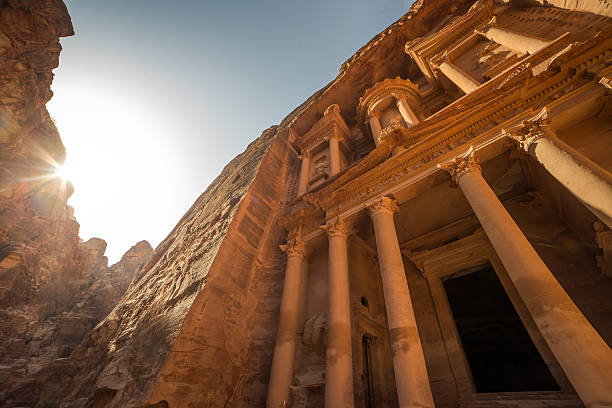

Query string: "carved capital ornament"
[[502, 108, 550, 152], [437, 145, 481, 184], [367, 197, 399, 219], [321, 216, 352, 238], [280, 235, 306, 258]]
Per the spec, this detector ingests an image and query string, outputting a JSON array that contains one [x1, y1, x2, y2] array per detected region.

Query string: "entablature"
[[281, 38, 609, 232]]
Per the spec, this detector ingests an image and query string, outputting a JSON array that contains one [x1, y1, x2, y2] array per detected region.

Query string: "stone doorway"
[[361, 334, 377, 408], [442, 265, 559, 393]]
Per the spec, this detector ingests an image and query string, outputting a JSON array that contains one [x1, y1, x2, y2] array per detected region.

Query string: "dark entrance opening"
[[443, 265, 560, 393], [362, 334, 376, 408]]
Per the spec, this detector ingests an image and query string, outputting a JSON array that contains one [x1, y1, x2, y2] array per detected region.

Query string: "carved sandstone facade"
[[15, 1, 611, 407], [265, 1, 612, 407]]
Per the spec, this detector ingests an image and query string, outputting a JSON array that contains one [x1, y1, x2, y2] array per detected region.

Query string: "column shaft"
[[438, 61, 480, 94], [368, 198, 435, 408], [452, 163, 612, 407], [369, 115, 383, 146], [396, 98, 419, 126], [324, 218, 354, 408], [329, 135, 341, 176], [528, 135, 612, 227], [267, 243, 306, 408], [297, 154, 310, 196], [484, 26, 549, 54]]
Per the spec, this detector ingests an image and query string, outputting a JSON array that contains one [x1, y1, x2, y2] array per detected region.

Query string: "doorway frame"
[[406, 229, 580, 406]]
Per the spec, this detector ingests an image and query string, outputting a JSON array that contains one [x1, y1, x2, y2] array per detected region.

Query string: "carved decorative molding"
[[280, 227, 306, 258], [474, 15, 498, 37], [324, 103, 341, 116], [320, 216, 352, 238], [502, 107, 550, 152], [405, 229, 492, 278], [437, 145, 481, 184], [287, 13, 610, 219], [367, 196, 399, 219]]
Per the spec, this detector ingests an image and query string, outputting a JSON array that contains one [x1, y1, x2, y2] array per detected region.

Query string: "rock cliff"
[[2, 0, 611, 407], [0, 1, 152, 406]]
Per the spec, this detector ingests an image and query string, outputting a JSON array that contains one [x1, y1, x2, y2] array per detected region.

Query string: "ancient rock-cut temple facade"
[[145, 1, 612, 406], [3, 0, 612, 407], [257, 2, 612, 406]]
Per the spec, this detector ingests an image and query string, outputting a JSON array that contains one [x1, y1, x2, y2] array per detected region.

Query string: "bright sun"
[[54, 164, 71, 181]]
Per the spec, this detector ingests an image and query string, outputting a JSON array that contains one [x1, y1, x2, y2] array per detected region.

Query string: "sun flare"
[[54, 164, 71, 181]]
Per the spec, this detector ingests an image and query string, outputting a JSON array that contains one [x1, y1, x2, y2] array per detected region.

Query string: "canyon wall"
[[0, 1, 152, 406], [1, 0, 611, 407], [53, 125, 297, 407]]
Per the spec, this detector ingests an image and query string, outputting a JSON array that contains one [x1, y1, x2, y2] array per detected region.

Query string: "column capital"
[[392, 92, 406, 103], [475, 15, 498, 36], [367, 196, 399, 219], [321, 216, 352, 238], [431, 51, 449, 69], [437, 145, 481, 184], [280, 235, 305, 258], [298, 149, 311, 160], [502, 108, 551, 152]]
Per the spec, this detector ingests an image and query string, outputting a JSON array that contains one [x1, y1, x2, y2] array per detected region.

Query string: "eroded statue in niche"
[[312, 155, 328, 178], [303, 313, 326, 355]]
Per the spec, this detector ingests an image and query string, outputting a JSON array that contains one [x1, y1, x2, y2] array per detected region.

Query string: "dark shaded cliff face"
[[0, 1, 153, 406]]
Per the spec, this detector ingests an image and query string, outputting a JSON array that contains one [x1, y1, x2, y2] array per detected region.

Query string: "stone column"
[[297, 151, 311, 196], [438, 147, 612, 407], [322, 216, 354, 408], [367, 197, 435, 408], [267, 233, 307, 408], [437, 60, 480, 94], [395, 96, 419, 126], [478, 17, 549, 54], [504, 116, 612, 227], [329, 134, 341, 176], [369, 113, 383, 146]]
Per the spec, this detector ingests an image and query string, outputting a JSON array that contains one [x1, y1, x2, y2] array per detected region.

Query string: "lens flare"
[[54, 165, 70, 181]]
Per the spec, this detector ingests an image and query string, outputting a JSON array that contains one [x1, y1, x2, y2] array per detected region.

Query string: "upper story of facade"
[[277, 0, 611, 233]]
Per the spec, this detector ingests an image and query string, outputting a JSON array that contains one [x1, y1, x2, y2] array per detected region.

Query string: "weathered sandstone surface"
[[1, 0, 611, 407], [0, 1, 151, 406]]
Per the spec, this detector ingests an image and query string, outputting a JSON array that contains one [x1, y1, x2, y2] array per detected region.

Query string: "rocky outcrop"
[[0, 240, 152, 406], [0, 1, 152, 406]]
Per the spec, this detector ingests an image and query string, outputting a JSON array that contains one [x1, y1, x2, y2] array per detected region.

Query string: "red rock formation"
[[2, 0, 611, 407], [0, 1, 152, 406]]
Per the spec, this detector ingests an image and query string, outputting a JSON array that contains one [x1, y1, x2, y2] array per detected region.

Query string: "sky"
[[48, 0, 414, 263]]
